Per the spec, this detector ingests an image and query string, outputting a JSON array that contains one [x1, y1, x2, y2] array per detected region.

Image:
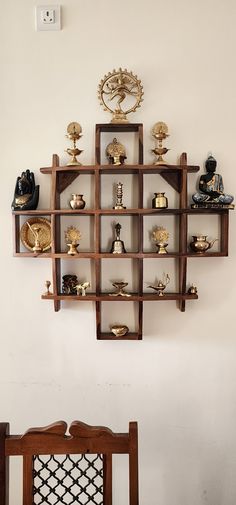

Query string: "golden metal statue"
[[65, 226, 81, 255], [65, 122, 83, 166], [98, 68, 144, 123], [152, 226, 169, 254], [152, 122, 169, 165], [106, 138, 126, 165], [110, 324, 129, 337]]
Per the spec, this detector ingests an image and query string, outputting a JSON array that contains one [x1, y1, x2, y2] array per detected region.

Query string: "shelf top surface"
[[40, 162, 200, 174]]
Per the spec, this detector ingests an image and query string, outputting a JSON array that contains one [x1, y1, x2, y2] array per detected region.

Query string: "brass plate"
[[20, 217, 51, 252]]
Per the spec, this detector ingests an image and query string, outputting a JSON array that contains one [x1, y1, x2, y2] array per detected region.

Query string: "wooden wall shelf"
[[12, 123, 233, 339]]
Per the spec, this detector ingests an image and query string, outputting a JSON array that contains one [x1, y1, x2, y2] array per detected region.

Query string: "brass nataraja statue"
[[98, 68, 144, 123]]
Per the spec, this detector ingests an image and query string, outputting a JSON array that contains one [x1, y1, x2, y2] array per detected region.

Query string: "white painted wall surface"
[[1, 0, 236, 503]]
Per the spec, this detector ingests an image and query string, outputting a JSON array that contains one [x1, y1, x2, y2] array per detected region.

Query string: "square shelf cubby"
[[100, 215, 140, 254]]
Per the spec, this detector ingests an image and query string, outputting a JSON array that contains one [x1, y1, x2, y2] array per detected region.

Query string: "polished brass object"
[[148, 273, 170, 296], [152, 122, 169, 165], [110, 324, 129, 337], [65, 122, 83, 166], [76, 281, 90, 296], [44, 280, 52, 295], [65, 226, 81, 255], [98, 68, 144, 123], [188, 284, 198, 295], [69, 194, 86, 209], [114, 182, 126, 209], [109, 281, 131, 297], [152, 226, 169, 254], [20, 218, 51, 253], [190, 235, 218, 253], [152, 192, 168, 209], [110, 223, 126, 253], [106, 138, 126, 165]]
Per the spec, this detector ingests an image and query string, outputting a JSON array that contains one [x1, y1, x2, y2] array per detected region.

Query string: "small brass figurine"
[[76, 281, 90, 296], [44, 280, 52, 295], [106, 138, 127, 165], [65, 122, 83, 166], [62, 274, 78, 294], [148, 273, 170, 296], [12, 170, 39, 210], [109, 281, 131, 297], [152, 122, 169, 165], [114, 182, 126, 209], [152, 192, 168, 209], [65, 226, 81, 255], [188, 284, 198, 295], [26, 222, 42, 253], [110, 324, 129, 337], [189, 235, 218, 253], [98, 68, 144, 123], [152, 226, 169, 254], [192, 154, 234, 208], [110, 223, 126, 254]]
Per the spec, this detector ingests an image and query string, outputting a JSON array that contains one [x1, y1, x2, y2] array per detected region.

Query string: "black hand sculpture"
[[11, 169, 39, 210]]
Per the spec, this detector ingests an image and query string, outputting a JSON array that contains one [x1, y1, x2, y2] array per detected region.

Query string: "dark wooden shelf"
[[13, 124, 233, 340]]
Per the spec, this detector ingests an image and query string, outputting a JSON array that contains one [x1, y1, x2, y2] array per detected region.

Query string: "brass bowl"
[[110, 325, 129, 338]]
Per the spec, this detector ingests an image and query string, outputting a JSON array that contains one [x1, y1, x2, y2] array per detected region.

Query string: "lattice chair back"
[[0, 420, 138, 505]]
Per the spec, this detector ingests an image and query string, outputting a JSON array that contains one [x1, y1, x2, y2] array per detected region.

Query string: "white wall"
[[1, 0, 236, 504]]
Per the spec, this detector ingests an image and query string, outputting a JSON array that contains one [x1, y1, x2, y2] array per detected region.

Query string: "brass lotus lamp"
[[65, 122, 83, 166], [152, 122, 169, 165]]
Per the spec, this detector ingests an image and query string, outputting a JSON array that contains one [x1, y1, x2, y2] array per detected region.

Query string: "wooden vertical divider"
[[50, 154, 61, 312], [179, 153, 188, 312], [95, 167, 101, 338], [0, 422, 9, 505], [12, 214, 20, 254], [129, 421, 139, 505], [220, 211, 229, 255]]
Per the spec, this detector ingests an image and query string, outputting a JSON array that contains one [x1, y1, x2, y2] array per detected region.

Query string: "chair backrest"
[[0, 420, 138, 505]]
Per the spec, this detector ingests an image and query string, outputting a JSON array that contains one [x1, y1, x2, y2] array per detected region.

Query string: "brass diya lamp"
[[148, 273, 170, 296], [152, 122, 169, 165], [109, 281, 131, 297], [65, 122, 83, 166]]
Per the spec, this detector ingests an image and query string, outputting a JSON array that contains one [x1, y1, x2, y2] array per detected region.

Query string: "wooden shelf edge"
[[97, 332, 140, 341], [40, 163, 200, 174], [41, 293, 198, 301], [12, 207, 232, 216]]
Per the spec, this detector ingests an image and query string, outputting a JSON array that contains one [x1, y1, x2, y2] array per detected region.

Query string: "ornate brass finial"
[[152, 226, 169, 254], [152, 122, 169, 165], [65, 122, 83, 166], [65, 226, 82, 255], [106, 138, 126, 165], [98, 68, 144, 123]]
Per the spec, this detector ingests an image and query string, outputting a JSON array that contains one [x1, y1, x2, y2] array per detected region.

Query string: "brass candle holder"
[[65, 122, 83, 166], [152, 122, 169, 165]]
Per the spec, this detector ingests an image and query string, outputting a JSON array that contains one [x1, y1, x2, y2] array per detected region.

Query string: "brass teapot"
[[190, 235, 218, 253]]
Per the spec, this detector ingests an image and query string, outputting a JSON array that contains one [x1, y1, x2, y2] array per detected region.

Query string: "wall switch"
[[35, 5, 61, 31]]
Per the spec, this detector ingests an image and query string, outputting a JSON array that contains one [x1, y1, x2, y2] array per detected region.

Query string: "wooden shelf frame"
[[12, 123, 233, 339]]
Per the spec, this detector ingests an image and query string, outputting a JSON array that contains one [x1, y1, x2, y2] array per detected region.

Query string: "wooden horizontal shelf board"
[[12, 207, 231, 216], [40, 164, 200, 174], [14, 252, 226, 258], [41, 292, 198, 301], [97, 332, 140, 340]]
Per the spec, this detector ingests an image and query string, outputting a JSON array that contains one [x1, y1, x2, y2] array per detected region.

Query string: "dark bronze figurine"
[[12, 169, 39, 210], [192, 155, 234, 207]]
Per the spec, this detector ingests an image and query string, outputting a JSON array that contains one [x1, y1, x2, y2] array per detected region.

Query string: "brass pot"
[[152, 192, 168, 209], [69, 194, 86, 210], [110, 324, 129, 337], [190, 235, 217, 253]]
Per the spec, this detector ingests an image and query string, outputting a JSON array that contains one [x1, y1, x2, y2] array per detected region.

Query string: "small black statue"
[[12, 169, 39, 210], [192, 155, 234, 207]]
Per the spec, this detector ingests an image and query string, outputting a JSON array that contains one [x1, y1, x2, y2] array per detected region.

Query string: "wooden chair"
[[0, 420, 138, 505]]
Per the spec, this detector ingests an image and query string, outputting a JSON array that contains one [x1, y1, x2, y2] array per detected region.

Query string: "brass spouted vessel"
[[190, 235, 218, 253]]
